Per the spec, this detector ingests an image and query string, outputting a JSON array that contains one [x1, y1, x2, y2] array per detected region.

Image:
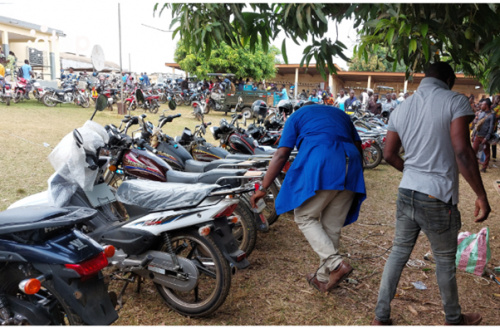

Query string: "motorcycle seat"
[[166, 168, 247, 188], [0, 206, 97, 235], [252, 146, 276, 155], [184, 158, 244, 173], [116, 180, 218, 211]]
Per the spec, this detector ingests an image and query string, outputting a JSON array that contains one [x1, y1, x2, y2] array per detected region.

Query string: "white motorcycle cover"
[[116, 180, 218, 211], [48, 120, 109, 207]]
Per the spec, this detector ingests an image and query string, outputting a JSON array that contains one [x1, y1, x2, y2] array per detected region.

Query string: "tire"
[[0, 264, 84, 325], [125, 100, 136, 111], [13, 90, 22, 103], [42, 93, 57, 107], [363, 142, 383, 169], [155, 231, 231, 317], [174, 94, 183, 106], [262, 181, 280, 225], [159, 93, 167, 104], [232, 200, 257, 256], [241, 107, 252, 119], [149, 100, 159, 114], [80, 96, 90, 108], [183, 98, 191, 106]]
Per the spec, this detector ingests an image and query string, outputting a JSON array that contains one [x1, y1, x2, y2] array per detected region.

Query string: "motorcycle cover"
[[48, 121, 109, 207], [116, 180, 219, 211]]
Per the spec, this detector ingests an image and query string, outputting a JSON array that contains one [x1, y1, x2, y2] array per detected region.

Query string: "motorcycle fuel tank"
[[122, 148, 169, 182]]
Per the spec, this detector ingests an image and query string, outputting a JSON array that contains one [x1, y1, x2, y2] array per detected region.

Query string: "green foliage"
[[349, 47, 406, 72], [157, 3, 500, 93], [173, 40, 279, 81]]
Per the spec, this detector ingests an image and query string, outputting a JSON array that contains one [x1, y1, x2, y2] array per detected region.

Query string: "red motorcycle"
[[13, 77, 29, 103]]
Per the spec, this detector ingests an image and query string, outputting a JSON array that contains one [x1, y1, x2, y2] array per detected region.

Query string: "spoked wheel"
[[159, 93, 167, 104], [13, 91, 22, 103], [363, 143, 383, 169], [0, 264, 84, 325], [125, 100, 136, 111], [155, 231, 231, 317], [42, 93, 57, 107], [149, 100, 159, 113], [232, 202, 257, 256], [262, 182, 280, 225]]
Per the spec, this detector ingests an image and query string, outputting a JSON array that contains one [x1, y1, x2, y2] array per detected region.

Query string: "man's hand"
[[474, 196, 491, 223], [250, 190, 266, 208]]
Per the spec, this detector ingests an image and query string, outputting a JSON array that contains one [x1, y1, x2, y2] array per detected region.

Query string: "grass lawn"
[[1, 100, 500, 325]]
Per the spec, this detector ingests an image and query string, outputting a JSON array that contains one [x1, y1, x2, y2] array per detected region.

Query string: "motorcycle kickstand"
[[113, 272, 136, 310]]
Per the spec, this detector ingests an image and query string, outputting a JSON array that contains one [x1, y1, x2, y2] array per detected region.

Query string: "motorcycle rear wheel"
[[0, 264, 84, 325], [232, 201, 257, 256], [262, 181, 280, 225], [149, 100, 159, 114], [155, 231, 231, 317], [363, 143, 383, 169]]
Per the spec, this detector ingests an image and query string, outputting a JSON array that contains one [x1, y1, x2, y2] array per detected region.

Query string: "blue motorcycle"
[[0, 205, 118, 325]]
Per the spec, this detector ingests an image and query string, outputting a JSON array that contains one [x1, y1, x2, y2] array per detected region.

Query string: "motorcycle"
[[10, 95, 251, 317], [42, 79, 90, 108], [0, 76, 12, 106], [12, 77, 30, 103], [135, 87, 160, 113], [0, 205, 118, 325]]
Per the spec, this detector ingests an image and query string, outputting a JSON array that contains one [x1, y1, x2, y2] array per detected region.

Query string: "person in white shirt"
[[334, 89, 349, 111]]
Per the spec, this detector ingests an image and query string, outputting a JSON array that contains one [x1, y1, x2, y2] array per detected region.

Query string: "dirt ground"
[[111, 162, 500, 326]]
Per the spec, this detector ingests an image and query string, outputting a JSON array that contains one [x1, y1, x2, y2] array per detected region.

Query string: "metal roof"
[[0, 15, 65, 37]]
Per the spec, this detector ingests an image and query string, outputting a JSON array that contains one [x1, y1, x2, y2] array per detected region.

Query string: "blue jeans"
[[374, 188, 462, 324]]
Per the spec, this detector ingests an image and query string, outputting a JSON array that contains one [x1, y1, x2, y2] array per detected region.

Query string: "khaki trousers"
[[294, 189, 355, 282]]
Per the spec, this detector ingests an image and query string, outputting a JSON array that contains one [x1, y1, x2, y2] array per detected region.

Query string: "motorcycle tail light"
[[65, 252, 108, 281], [193, 103, 198, 108], [382, 137, 386, 143], [103, 245, 116, 258], [198, 224, 212, 236], [5, 85, 10, 90], [214, 203, 238, 219], [18, 278, 41, 295]]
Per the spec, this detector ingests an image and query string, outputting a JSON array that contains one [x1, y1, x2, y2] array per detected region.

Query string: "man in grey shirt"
[[371, 62, 490, 326]]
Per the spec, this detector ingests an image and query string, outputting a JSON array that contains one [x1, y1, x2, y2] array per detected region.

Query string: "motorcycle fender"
[[32, 263, 118, 325], [208, 217, 250, 270]]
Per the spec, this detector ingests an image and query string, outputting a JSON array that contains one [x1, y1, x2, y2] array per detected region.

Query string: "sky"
[[0, 0, 358, 74]]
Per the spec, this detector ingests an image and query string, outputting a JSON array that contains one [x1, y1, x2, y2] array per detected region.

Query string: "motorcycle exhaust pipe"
[[48, 96, 62, 103]]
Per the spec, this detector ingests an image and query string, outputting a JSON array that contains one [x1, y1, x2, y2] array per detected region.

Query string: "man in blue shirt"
[[142, 72, 151, 86], [21, 59, 33, 81], [251, 104, 366, 294], [343, 89, 357, 110], [279, 84, 289, 100]]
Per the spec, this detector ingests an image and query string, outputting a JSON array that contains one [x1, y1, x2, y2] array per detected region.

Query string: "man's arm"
[[451, 115, 490, 222], [383, 130, 404, 172], [250, 147, 292, 208]]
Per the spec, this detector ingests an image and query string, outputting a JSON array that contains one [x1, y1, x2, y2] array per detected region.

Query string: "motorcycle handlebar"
[[135, 139, 157, 154]]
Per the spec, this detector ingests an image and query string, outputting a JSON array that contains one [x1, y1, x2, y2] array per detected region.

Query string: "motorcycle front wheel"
[[13, 91, 22, 103], [155, 231, 231, 317], [42, 93, 57, 107], [0, 264, 84, 325]]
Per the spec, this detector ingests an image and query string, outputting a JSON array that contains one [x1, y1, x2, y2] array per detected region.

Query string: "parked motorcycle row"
[[2, 95, 300, 324]]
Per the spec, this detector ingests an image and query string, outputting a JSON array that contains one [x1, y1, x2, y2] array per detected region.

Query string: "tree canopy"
[[349, 47, 406, 72], [156, 3, 500, 93], [174, 40, 279, 81]]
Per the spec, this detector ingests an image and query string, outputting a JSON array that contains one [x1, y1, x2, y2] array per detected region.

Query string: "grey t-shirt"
[[387, 77, 474, 205]]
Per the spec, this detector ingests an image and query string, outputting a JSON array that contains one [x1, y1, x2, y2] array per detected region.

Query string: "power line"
[[141, 24, 173, 33]]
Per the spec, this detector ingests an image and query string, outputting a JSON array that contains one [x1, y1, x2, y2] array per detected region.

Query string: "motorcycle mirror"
[[90, 94, 108, 120], [73, 129, 84, 148], [136, 89, 145, 103], [168, 99, 177, 110]]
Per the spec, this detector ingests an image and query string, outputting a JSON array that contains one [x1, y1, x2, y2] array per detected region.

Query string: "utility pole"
[[118, 3, 124, 108]]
